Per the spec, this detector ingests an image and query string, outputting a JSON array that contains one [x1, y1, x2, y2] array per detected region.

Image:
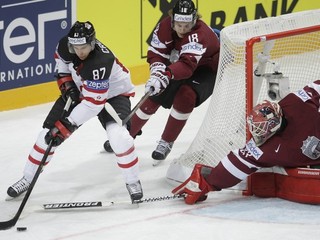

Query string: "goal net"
[[166, 9, 320, 189]]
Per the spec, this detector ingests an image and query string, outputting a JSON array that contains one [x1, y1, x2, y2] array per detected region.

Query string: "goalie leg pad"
[[250, 168, 320, 204], [249, 172, 277, 198], [276, 168, 320, 204]]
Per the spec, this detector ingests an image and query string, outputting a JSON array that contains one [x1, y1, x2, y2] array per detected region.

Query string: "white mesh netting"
[[166, 9, 320, 187]]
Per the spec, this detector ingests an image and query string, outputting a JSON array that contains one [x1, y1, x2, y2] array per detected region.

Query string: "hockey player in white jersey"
[[6, 21, 143, 202]]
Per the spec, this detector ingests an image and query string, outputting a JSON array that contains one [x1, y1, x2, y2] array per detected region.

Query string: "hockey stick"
[[105, 87, 154, 126], [0, 141, 54, 230], [43, 194, 185, 210], [0, 97, 72, 231]]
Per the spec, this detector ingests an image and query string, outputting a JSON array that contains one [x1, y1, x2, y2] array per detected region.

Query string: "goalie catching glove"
[[45, 118, 78, 146], [145, 69, 172, 96], [172, 164, 215, 204]]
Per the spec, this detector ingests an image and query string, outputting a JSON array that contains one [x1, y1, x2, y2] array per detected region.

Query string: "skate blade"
[[5, 195, 14, 201], [5, 192, 25, 201], [99, 149, 114, 154], [152, 160, 163, 167]]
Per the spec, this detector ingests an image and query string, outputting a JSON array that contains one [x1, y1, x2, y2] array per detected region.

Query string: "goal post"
[[166, 9, 320, 191]]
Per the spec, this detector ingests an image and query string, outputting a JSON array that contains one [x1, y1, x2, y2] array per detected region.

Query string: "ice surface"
[[0, 85, 319, 240]]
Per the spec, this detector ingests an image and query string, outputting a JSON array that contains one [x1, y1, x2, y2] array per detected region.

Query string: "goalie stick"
[[43, 194, 185, 210], [0, 97, 72, 231], [105, 87, 154, 126]]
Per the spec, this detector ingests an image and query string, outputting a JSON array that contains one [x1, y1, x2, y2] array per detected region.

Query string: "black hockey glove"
[[56, 74, 80, 108], [45, 118, 78, 146]]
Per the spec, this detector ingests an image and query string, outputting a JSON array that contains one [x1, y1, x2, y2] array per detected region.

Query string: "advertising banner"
[[140, 0, 320, 58], [0, 0, 75, 91], [1, 0, 319, 110]]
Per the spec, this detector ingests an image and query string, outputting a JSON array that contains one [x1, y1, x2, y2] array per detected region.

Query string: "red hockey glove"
[[145, 70, 171, 96], [45, 118, 78, 146], [172, 164, 215, 204]]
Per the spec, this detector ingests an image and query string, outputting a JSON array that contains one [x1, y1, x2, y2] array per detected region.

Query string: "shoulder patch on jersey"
[[301, 136, 320, 160], [294, 89, 311, 102], [151, 33, 166, 49], [245, 138, 263, 160]]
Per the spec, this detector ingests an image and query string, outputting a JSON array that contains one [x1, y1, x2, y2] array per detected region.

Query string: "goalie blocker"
[[247, 167, 320, 204]]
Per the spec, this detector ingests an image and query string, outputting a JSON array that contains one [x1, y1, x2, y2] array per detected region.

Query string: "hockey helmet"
[[172, 0, 197, 24], [247, 100, 283, 146], [68, 21, 96, 53]]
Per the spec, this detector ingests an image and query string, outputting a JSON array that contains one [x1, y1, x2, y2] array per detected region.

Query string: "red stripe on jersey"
[[115, 146, 135, 157], [54, 52, 59, 60], [121, 92, 135, 98], [83, 84, 108, 94], [228, 151, 259, 175], [117, 157, 138, 169], [82, 96, 106, 105]]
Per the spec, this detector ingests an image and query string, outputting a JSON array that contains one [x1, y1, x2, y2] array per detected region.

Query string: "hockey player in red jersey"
[[173, 80, 320, 204], [7, 21, 143, 202], [105, 0, 220, 164]]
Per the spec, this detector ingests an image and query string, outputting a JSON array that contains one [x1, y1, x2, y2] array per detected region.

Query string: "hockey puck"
[[17, 227, 27, 231]]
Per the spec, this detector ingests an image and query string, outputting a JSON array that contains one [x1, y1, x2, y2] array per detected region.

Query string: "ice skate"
[[103, 140, 114, 153], [6, 176, 30, 200], [126, 180, 143, 203], [152, 139, 174, 166]]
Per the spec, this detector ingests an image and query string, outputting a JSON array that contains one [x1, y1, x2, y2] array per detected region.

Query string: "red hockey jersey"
[[207, 80, 320, 190], [147, 16, 220, 80]]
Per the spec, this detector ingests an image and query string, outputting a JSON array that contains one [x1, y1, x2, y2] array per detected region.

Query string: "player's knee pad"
[[106, 123, 134, 154], [173, 85, 197, 113]]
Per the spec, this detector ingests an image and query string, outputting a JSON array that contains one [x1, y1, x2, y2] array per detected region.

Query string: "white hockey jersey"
[[54, 36, 135, 126]]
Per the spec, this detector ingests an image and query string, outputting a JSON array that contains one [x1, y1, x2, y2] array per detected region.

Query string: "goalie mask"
[[68, 21, 96, 53], [247, 100, 283, 146], [172, 0, 197, 26]]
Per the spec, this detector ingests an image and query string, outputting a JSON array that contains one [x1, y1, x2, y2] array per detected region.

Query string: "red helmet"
[[247, 100, 283, 146]]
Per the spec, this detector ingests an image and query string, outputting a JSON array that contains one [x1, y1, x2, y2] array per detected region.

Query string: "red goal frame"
[[243, 24, 320, 195]]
